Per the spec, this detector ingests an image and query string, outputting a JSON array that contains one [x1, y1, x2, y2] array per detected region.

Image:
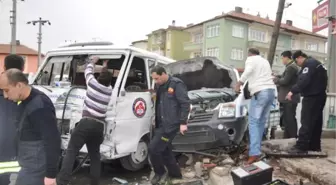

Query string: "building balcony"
[[151, 41, 165, 50], [248, 40, 269, 49], [248, 40, 288, 51], [183, 41, 203, 51]]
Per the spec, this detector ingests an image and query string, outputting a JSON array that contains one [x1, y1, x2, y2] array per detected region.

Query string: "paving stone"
[[278, 139, 336, 185]]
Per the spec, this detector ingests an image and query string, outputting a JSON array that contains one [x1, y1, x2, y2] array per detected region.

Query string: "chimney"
[[172, 20, 176, 26], [16, 40, 20, 45], [286, 20, 293, 26], [235, 7, 243, 13]]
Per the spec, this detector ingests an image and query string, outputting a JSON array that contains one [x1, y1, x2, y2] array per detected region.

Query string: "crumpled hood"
[[165, 57, 238, 91], [188, 88, 235, 103]]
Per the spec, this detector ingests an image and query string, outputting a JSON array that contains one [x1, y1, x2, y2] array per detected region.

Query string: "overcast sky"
[[0, 0, 328, 53]]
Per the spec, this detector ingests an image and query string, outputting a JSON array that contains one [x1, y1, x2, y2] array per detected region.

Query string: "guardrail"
[[323, 93, 336, 128]]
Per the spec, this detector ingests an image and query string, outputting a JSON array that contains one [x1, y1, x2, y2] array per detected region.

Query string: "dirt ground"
[[71, 164, 151, 185]]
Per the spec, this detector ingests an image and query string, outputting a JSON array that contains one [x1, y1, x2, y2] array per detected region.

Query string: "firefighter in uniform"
[[149, 66, 190, 184], [286, 50, 328, 154]]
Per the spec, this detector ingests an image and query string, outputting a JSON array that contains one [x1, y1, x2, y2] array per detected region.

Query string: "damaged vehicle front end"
[[165, 57, 249, 152]]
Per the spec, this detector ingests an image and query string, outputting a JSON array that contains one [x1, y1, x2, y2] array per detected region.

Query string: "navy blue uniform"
[[149, 76, 190, 179], [16, 87, 61, 185], [291, 57, 328, 151]]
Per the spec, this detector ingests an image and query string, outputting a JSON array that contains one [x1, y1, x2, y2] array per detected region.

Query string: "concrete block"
[[262, 138, 296, 151], [274, 130, 284, 139], [209, 166, 233, 185]]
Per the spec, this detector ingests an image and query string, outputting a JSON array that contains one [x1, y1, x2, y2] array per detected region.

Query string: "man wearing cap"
[[286, 50, 328, 154], [273, 50, 300, 138]]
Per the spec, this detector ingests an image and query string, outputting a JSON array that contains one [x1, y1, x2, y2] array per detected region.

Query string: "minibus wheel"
[[120, 139, 148, 171]]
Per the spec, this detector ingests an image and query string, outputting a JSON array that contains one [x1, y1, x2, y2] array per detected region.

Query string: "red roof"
[[0, 44, 43, 56], [185, 10, 327, 39]]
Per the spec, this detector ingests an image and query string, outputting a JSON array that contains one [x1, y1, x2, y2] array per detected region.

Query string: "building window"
[[206, 24, 220, 38], [192, 33, 203, 43], [153, 34, 163, 44], [305, 41, 318, 51], [232, 25, 244, 38], [291, 38, 297, 49], [249, 29, 267, 42], [231, 48, 244, 60], [206, 47, 219, 57], [260, 52, 267, 58], [274, 54, 279, 64], [167, 32, 171, 42], [166, 49, 171, 57]]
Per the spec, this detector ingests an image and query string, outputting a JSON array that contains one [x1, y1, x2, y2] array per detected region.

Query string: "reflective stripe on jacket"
[[0, 161, 20, 174]]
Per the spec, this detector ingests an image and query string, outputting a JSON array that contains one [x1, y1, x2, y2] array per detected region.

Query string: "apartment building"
[[147, 21, 191, 60], [183, 7, 327, 73], [131, 39, 148, 50]]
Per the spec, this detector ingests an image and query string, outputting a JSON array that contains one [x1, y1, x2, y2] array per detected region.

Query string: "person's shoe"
[[246, 155, 260, 165], [310, 148, 322, 152]]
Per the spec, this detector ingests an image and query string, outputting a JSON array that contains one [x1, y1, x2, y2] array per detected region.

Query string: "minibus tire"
[[120, 140, 148, 171]]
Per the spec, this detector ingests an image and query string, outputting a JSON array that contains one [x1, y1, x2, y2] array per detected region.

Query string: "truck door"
[[114, 54, 153, 155]]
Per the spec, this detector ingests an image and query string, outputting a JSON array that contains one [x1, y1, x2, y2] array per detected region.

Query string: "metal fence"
[[323, 93, 336, 129]]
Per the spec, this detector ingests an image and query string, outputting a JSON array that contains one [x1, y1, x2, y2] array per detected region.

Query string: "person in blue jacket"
[[0, 54, 25, 185]]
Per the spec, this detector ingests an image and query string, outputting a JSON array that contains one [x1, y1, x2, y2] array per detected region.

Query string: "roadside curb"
[[273, 129, 336, 139]]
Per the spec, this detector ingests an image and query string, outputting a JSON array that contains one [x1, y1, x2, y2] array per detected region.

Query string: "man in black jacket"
[[274, 51, 300, 138], [286, 50, 328, 154], [149, 66, 190, 184], [0, 69, 61, 185], [0, 54, 25, 185]]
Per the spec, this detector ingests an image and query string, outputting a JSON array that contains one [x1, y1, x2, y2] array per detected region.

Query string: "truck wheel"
[[120, 140, 148, 171]]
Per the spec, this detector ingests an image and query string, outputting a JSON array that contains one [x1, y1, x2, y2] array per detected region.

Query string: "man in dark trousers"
[[0, 55, 25, 185], [286, 50, 328, 154], [149, 66, 190, 184], [274, 51, 300, 138], [57, 56, 112, 185], [0, 69, 61, 185]]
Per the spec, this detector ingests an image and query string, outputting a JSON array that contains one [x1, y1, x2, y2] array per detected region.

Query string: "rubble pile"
[[173, 153, 238, 185]]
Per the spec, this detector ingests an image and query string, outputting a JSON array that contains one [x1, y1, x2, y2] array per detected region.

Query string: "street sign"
[[312, 0, 330, 33]]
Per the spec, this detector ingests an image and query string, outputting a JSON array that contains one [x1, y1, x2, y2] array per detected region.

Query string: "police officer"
[[149, 66, 190, 184], [286, 50, 328, 154]]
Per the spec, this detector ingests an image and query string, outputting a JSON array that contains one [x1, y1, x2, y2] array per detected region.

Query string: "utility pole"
[[27, 17, 51, 66], [267, 0, 287, 66], [10, 0, 24, 54], [327, 0, 336, 92]]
